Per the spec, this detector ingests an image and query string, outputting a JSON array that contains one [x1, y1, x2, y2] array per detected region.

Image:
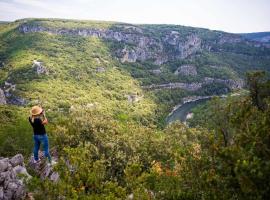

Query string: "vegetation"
[[0, 19, 270, 199]]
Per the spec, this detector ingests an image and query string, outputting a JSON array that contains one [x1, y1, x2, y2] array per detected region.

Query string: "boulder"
[[150, 69, 162, 75], [0, 155, 28, 199], [0, 88, 6, 105], [13, 166, 31, 180], [32, 60, 49, 75], [126, 94, 143, 103], [96, 67, 106, 73], [0, 159, 9, 172], [174, 65, 197, 76], [10, 154, 24, 167], [121, 47, 137, 63], [4, 81, 16, 93], [0, 187, 3, 199]]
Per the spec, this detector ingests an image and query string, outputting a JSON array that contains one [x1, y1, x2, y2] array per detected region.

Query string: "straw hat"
[[30, 106, 43, 116]]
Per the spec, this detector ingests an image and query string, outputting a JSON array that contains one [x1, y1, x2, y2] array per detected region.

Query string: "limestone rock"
[[174, 65, 197, 76], [0, 88, 6, 105], [126, 94, 143, 103], [96, 67, 106, 73], [142, 82, 202, 91], [13, 166, 31, 180], [10, 154, 24, 167], [0, 187, 3, 199], [32, 60, 49, 75], [150, 69, 162, 75], [203, 77, 244, 89], [0, 156, 27, 199], [0, 159, 9, 172], [28, 148, 59, 182], [121, 47, 137, 63], [18, 24, 203, 65], [4, 81, 16, 93]]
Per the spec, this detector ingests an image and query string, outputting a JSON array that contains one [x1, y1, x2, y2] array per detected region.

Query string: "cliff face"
[[19, 20, 269, 66], [0, 19, 268, 109], [18, 22, 258, 65], [19, 23, 204, 64]]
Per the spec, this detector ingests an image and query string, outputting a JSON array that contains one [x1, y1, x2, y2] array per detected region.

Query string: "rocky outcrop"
[[149, 69, 162, 75], [0, 154, 30, 200], [32, 60, 48, 75], [2, 81, 27, 106], [177, 34, 202, 59], [142, 78, 244, 92], [0, 88, 6, 105], [218, 34, 242, 45], [142, 82, 202, 91], [28, 148, 59, 182], [18, 23, 203, 65], [174, 65, 197, 76], [120, 47, 137, 63], [4, 82, 16, 93], [126, 94, 143, 103], [96, 66, 106, 73], [203, 77, 244, 89]]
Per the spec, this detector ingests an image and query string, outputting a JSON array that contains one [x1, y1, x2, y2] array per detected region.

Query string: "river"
[[166, 97, 212, 124]]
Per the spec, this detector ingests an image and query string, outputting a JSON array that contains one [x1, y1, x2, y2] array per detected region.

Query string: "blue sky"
[[0, 0, 269, 33]]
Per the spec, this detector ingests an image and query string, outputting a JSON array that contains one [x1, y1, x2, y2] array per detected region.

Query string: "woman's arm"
[[42, 117, 48, 125], [41, 110, 48, 125]]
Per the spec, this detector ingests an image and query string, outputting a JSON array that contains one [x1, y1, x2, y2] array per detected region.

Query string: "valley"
[[0, 18, 270, 199]]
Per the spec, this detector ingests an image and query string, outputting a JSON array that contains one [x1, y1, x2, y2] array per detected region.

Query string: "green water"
[[167, 98, 211, 124]]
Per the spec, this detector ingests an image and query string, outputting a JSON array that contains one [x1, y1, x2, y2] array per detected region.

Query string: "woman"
[[29, 105, 51, 163]]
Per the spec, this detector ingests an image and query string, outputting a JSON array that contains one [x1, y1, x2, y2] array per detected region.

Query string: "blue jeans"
[[33, 134, 51, 162]]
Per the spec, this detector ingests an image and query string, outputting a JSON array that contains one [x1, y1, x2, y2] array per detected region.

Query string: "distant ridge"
[[240, 32, 270, 43]]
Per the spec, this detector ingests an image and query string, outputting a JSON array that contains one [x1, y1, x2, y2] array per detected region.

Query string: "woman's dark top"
[[29, 117, 46, 135]]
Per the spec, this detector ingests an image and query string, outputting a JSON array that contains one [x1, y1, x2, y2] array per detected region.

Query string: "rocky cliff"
[[142, 78, 244, 91], [18, 21, 263, 66], [0, 154, 29, 200]]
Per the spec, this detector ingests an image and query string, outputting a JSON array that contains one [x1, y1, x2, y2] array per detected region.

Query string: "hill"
[[0, 18, 270, 199], [1, 19, 269, 118], [240, 32, 270, 43]]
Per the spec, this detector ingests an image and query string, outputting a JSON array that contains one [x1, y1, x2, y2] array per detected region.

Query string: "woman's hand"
[[42, 118, 48, 125]]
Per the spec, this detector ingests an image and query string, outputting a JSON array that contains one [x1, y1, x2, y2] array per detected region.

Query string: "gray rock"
[[96, 67, 106, 73], [28, 149, 59, 182], [13, 166, 31, 180], [0, 88, 6, 105], [0, 187, 3, 199], [174, 65, 197, 76], [18, 24, 203, 65], [150, 69, 162, 75], [4, 81, 16, 93], [121, 47, 137, 63], [50, 172, 59, 182], [203, 77, 244, 89], [0, 156, 27, 200], [0, 159, 9, 172], [10, 154, 24, 167], [126, 94, 143, 103], [6, 95, 27, 106], [5, 180, 25, 200], [142, 82, 202, 91], [32, 60, 49, 75]]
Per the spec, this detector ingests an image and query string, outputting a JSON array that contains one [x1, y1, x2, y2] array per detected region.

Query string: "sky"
[[0, 0, 270, 33]]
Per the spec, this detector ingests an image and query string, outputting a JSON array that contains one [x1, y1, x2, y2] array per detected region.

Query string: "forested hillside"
[[0, 19, 269, 199]]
